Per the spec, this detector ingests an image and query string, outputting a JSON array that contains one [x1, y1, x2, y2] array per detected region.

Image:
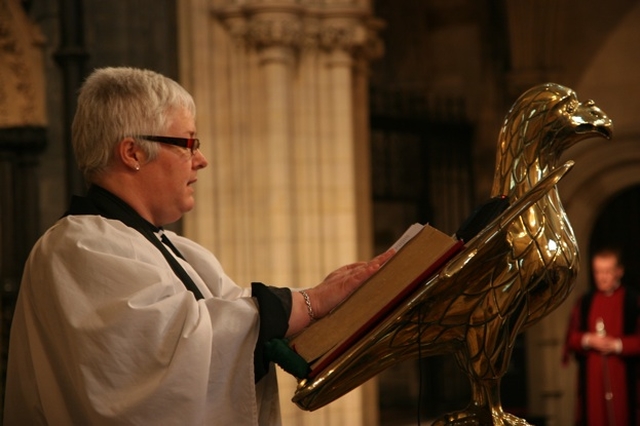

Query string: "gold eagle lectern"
[[292, 83, 613, 425]]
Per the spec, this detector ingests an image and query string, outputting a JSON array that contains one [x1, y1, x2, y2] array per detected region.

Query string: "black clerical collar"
[[65, 185, 204, 300], [67, 185, 161, 233]]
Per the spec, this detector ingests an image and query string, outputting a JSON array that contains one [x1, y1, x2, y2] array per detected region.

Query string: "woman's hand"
[[309, 249, 395, 318], [287, 249, 395, 336]]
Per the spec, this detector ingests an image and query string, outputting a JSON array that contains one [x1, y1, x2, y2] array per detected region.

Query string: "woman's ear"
[[118, 137, 144, 171]]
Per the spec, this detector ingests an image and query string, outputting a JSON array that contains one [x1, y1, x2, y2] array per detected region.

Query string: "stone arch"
[[562, 131, 640, 296]]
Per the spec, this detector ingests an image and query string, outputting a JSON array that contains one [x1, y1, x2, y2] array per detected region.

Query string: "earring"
[[135, 164, 140, 171]]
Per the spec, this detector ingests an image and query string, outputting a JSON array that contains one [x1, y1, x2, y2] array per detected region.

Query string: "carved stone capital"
[[215, 3, 304, 50], [318, 21, 358, 52], [246, 17, 303, 50], [213, 1, 384, 60]]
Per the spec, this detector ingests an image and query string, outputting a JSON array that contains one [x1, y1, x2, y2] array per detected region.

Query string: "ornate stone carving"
[[213, 1, 383, 59], [246, 17, 303, 50], [0, 0, 47, 128]]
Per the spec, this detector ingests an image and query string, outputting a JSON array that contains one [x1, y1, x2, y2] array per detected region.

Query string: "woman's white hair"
[[72, 67, 196, 181]]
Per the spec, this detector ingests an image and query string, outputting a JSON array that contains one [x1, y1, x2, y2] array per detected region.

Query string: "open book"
[[287, 223, 464, 378]]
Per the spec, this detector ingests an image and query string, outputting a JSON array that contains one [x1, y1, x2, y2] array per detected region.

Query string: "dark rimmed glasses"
[[135, 135, 200, 155]]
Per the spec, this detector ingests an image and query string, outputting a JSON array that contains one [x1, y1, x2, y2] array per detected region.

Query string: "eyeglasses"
[[135, 135, 200, 155]]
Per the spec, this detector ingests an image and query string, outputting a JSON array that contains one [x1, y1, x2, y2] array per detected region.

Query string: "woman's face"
[[140, 107, 208, 226]]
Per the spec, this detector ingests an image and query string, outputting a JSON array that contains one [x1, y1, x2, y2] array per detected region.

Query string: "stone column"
[[179, 0, 383, 424], [248, 11, 300, 286], [0, 0, 48, 417]]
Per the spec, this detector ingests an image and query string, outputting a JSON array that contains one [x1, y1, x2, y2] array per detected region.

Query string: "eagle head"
[[492, 82, 613, 197]]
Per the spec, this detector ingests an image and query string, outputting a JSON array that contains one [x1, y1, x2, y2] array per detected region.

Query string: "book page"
[[390, 223, 424, 252]]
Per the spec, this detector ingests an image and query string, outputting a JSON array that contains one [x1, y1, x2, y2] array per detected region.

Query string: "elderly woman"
[[4, 67, 391, 425]]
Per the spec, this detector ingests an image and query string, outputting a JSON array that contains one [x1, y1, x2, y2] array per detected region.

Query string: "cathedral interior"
[[1, 0, 640, 424]]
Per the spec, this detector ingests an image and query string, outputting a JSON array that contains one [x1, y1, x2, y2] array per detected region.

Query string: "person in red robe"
[[564, 247, 640, 426]]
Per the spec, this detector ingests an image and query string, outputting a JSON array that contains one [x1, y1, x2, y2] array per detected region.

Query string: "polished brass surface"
[[292, 83, 613, 425]]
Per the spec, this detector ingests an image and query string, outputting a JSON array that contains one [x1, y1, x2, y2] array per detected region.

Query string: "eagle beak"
[[573, 100, 614, 140]]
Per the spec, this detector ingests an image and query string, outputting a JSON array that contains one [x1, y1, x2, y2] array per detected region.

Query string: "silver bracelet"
[[300, 290, 316, 321]]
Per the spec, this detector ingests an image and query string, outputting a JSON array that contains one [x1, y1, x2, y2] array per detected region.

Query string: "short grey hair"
[[72, 67, 196, 181]]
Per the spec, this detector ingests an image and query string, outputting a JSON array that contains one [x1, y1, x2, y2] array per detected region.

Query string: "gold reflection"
[[293, 83, 612, 425]]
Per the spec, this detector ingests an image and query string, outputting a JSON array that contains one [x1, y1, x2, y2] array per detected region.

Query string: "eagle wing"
[[293, 162, 575, 411]]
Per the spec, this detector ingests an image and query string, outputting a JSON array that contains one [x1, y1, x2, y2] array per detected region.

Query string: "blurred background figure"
[[564, 247, 640, 426]]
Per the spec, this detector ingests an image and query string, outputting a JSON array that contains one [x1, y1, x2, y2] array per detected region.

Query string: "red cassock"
[[564, 286, 640, 426]]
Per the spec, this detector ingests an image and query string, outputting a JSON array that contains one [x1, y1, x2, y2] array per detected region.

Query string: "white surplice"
[[4, 215, 282, 425]]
